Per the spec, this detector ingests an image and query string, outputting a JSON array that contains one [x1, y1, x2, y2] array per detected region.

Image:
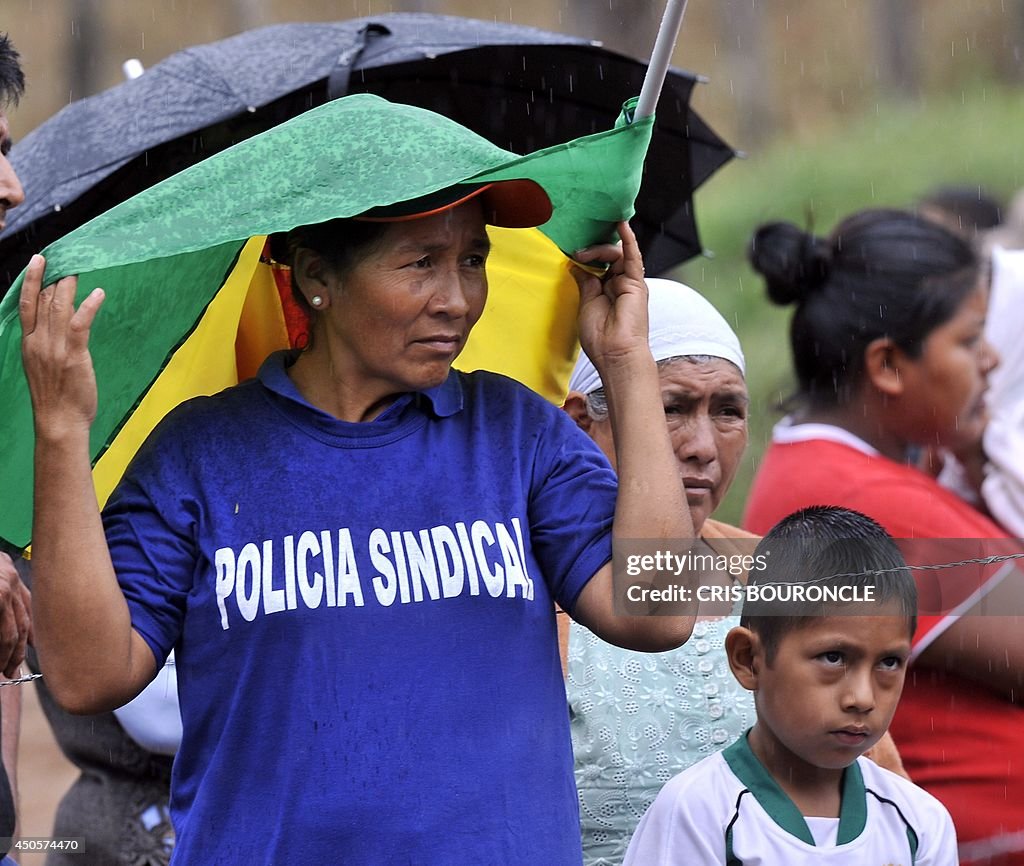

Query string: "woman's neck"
[[287, 349, 399, 423]]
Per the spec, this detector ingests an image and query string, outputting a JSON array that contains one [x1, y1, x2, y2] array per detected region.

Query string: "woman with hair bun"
[[744, 208, 1024, 865]]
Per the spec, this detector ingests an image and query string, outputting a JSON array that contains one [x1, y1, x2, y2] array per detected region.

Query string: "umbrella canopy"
[[0, 93, 655, 549], [0, 13, 734, 290]]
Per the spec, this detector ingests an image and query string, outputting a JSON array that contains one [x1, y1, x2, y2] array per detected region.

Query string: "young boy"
[[623, 506, 958, 865]]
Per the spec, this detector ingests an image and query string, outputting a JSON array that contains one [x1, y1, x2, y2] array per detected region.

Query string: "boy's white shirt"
[[623, 733, 958, 866]]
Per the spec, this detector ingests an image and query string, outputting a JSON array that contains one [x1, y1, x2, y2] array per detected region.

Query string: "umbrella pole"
[[635, 0, 690, 120]]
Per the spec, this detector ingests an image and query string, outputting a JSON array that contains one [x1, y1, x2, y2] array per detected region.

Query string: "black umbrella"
[[0, 13, 734, 290]]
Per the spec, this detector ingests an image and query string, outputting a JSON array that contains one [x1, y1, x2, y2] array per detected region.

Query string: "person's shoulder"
[[625, 752, 745, 866], [763, 437, 883, 480], [841, 464, 1003, 537], [650, 750, 740, 812], [142, 379, 265, 454], [752, 437, 1002, 537], [453, 369, 582, 436], [455, 368, 555, 407], [745, 438, 869, 531], [858, 757, 956, 836]]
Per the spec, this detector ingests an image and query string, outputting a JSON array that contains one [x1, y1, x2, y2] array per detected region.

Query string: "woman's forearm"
[[31, 429, 153, 713], [603, 350, 693, 541], [599, 350, 698, 648], [569, 225, 698, 649]]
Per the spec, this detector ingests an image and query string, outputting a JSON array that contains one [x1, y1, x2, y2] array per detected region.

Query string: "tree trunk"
[[873, 0, 918, 98], [68, 0, 104, 100], [566, 0, 663, 62], [715, 0, 776, 148], [226, 0, 271, 33]]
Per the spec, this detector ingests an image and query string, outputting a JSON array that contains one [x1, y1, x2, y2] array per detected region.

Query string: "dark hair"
[[268, 218, 390, 313], [740, 505, 917, 664], [0, 34, 25, 109], [918, 184, 1004, 237], [748, 209, 980, 408]]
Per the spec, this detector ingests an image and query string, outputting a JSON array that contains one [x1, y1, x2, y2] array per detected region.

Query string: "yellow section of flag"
[[456, 226, 580, 401], [92, 237, 278, 508]]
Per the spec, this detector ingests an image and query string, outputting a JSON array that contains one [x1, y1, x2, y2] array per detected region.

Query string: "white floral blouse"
[[566, 524, 757, 866]]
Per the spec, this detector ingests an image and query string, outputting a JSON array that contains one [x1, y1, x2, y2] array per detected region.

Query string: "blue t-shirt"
[[104, 352, 617, 865]]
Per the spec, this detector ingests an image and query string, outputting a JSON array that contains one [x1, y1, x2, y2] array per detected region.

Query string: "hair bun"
[[748, 222, 831, 305]]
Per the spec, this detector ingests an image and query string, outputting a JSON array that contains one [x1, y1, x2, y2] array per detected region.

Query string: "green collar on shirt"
[[721, 730, 867, 846]]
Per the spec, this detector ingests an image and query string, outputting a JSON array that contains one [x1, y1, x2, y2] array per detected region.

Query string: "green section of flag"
[[0, 93, 652, 547]]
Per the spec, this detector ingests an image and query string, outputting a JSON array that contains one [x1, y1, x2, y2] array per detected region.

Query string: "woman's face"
[[587, 357, 749, 533], [895, 285, 998, 451], [318, 201, 490, 399]]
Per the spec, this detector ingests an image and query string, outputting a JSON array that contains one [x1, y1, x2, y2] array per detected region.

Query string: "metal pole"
[[635, 0, 689, 120]]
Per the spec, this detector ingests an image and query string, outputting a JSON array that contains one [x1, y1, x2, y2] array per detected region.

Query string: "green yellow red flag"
[[0, 93, 653, 548]]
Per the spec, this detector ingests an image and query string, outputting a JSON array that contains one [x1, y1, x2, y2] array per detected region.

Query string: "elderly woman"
[[561, 279, 757, 866], [20, 169, 700, 863]]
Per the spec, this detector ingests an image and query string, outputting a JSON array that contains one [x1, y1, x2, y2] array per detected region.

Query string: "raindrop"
[[122, 59, 145, 81], [53, 204, 62, 213], [246, 106, 256, 113]]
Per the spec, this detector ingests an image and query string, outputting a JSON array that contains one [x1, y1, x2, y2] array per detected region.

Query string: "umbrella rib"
[[161, 55, 250, 104]]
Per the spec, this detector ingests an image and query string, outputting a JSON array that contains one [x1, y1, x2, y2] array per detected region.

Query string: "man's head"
[[0, 34, 24, 110], [726, 506, 917, 774], [0, 33, 25, 232]]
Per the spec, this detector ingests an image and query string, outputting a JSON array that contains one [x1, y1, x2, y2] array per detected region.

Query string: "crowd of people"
[[2, 27, 1024, 866]]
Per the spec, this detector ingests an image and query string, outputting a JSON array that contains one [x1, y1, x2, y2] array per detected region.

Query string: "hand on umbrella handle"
[[572, 220, 651, 379], [19, 254, 105, 441]]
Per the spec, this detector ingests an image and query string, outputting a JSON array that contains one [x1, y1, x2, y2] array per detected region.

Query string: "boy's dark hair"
[[0, 33, 25, 109], [740, 506, 917, 663]]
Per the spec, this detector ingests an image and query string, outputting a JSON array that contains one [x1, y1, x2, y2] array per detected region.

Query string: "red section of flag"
[[264, 239, 311, 349]]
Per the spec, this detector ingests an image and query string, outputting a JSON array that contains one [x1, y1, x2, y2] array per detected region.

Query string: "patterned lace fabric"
[[567, 616, 755, 866]]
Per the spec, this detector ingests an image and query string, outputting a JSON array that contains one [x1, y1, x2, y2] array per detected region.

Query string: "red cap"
[[355, 179, 552, 228]]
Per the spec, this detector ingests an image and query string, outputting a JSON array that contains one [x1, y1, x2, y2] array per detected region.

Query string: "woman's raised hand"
[[19, 254, 105, 440], [572, 221, 650, 378]]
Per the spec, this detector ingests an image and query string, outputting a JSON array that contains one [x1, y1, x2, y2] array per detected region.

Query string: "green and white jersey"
[[623, 733, 957, 866]]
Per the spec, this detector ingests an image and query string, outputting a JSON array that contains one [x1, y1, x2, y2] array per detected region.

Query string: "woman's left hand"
[[572, 221, 649, 376], [20, 254, 104, 441]]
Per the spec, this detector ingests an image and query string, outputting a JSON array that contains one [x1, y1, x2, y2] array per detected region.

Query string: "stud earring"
[[311, 295, 324, 308]]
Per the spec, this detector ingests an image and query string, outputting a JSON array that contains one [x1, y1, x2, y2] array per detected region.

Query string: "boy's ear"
[[725, 626, 761, 691], [863, 336, 904, 397], [562, 391, 593, 432]]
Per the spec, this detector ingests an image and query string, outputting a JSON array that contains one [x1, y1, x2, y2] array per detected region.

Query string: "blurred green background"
[[676, 82, 1024, 523]]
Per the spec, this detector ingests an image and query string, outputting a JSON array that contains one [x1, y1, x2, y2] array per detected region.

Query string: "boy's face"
[[746, 604, 912, 775]]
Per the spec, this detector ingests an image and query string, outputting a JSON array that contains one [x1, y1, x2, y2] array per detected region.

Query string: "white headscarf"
[[567, 278, 745, 395], [978, 246, 1024, 535]]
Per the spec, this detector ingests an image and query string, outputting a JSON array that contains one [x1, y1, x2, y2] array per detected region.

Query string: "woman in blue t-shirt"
[[19, 157, 702, 862]]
